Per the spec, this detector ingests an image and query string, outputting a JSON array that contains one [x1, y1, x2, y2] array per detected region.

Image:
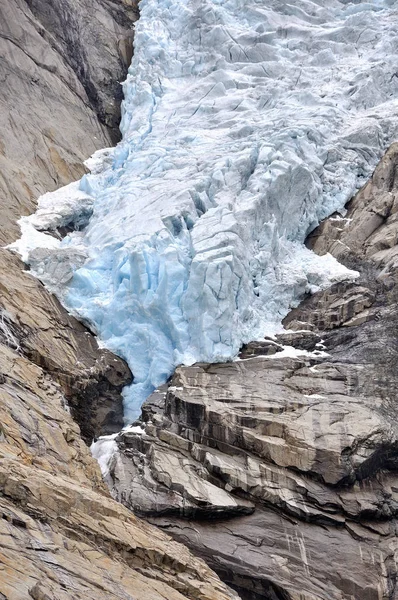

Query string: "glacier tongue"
[[12, 0, 398, 421]]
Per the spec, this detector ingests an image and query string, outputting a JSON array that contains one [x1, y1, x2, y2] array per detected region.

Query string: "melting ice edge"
[[12, 0, 398, 421]]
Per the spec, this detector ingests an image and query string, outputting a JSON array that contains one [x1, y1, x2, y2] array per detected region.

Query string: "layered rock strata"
[[0, 340, 236, 600], [104, 144, 398, 600]]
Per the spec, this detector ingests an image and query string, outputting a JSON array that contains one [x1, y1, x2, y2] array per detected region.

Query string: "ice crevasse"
[[13, 0, 398, 421]]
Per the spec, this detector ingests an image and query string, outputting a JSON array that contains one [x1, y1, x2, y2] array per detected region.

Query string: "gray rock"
[[25, 0, 138, 140], [108, 145, 398, 600], [239, 339, 284, 359], [275, 330, 321, 351], [0, 0, 137, 246]]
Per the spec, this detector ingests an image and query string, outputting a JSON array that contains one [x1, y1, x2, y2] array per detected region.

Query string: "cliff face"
[[0, 0, 137, 246], [0, 2, 236, 599], [0, 340, 234, 600], [104, 145, 398, 600]]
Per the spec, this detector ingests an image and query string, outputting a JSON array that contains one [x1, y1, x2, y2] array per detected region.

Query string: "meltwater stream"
[[13, 0, 398, 421]]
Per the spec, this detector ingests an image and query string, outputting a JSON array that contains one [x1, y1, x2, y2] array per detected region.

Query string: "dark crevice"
[[210, 569, 292, 600], [24, 0, 139, 143]]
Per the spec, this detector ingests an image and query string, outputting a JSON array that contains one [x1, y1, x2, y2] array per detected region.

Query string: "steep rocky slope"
[[103, 145, 398, 600], [0, 340, 235, 600], [0, 0, 137, 246], [0, 2, 236, 599]]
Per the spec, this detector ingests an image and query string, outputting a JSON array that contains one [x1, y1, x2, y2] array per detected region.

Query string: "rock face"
[[0, 249, 132, 441], [0, 2, 236, 599], [24, 0, 138, 140], [0, 340, 235, 600], [105, 145, 398, 600], [0, 0, 137, 246]]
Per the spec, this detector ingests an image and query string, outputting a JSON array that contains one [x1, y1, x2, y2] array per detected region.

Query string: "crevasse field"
[[14, 0, 398, 421]]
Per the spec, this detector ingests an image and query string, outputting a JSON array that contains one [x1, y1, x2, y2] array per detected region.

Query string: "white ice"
[[11, 0, 398, 421], [90, 434, 118, 478]]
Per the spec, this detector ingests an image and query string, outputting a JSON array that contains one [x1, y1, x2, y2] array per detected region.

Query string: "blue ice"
[[14, 0, 398, 421]]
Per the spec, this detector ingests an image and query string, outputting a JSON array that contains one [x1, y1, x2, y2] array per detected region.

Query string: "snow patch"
[[236, 345, 330, 361], [122, 424, 146, 435], [90, 434, 118, 478]]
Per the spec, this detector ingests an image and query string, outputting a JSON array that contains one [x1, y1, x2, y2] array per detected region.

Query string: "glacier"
[[11, 0, 398, 421]]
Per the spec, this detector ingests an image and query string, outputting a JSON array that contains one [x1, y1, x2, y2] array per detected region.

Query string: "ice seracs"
[[11, 0, 398, 420]]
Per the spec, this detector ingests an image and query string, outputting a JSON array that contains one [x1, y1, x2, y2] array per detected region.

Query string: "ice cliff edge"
[[11, 0, 398, 420]]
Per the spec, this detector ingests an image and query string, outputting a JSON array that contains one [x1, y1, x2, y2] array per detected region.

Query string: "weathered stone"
[[108, 145, 398, 599], [25, 0, 138, 139], [0, 340, 236, 600], [239, 339, 283, 359], [275, 330, 321, 351], [308, 143, 398, 272], [0, 249, 131, 441], [0, 0, 137, 246], [284, 281, 375, 332]]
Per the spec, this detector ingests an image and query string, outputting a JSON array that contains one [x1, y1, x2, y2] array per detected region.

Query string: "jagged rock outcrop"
[[0, 2, 237, 598], [0, 340, 236, 600], [0, 250, 132, 441], [104, 144, 398, 600]]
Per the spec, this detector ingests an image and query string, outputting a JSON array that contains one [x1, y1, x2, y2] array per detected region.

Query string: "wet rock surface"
[[106, 145, 398, 599]]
